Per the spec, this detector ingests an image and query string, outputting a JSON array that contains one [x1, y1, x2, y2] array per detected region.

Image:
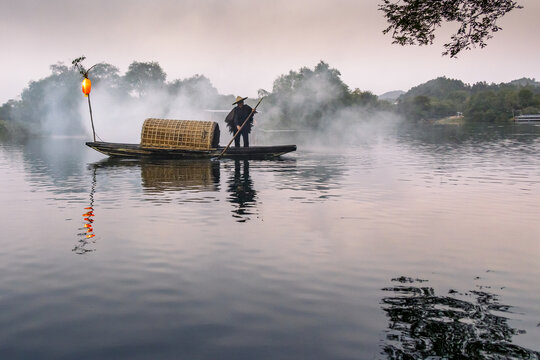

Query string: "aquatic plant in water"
[[381, 277, 540, 359]]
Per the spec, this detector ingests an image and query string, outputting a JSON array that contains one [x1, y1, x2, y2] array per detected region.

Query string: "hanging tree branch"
[[379, 0, 522, 57]]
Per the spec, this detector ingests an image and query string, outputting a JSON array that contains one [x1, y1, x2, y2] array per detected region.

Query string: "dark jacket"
[[225, 105, 254, 134]]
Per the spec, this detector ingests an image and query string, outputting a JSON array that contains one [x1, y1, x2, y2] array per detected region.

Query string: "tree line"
[[0, 60, 390, 140], [258, 61, 392, 130], [0, 60, 235, 140], [1, 59, 539, 140], [397, 77, 540, 123]]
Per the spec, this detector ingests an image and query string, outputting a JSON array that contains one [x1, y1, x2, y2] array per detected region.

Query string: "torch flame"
[[82, 78, 91, 96]]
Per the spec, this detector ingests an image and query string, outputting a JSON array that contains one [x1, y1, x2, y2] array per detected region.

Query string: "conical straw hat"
[[232, 96, 248, 105]]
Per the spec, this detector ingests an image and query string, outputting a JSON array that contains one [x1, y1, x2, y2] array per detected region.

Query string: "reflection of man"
[[225, 96, 255, 147], [227, 160, 256, 222]]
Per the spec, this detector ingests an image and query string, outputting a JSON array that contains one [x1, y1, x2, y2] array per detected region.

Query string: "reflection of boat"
[[141, 160, 220, 192], [86, 118, 296, 160], [91, 157, 221, 192], [86, 141, 297, 160]]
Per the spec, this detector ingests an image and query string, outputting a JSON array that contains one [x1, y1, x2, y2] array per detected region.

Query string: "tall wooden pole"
[[87, 93, 96, 142]]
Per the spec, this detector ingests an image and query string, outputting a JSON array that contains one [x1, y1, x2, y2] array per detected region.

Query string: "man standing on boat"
[[225, 96, 255, 148]]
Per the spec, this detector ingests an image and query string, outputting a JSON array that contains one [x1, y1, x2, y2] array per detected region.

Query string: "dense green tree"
[[90, 63, 121, 85], [0, 100, 16, 120], [0, 120, 27, 141], [447, 90, 469, 112], [471, 81, 491, 93], [350, 89, 379, 108], [123, 61, 167, 97], [518, 88, 534, 108], [9, 63, 83, 135], [412, 95, 431, 119], [501, 89, 519, 111], [263, 61, 391, 129], [265, 61, 351, 129], [169, 75, 217, 98], [464, 90, 517, 122]]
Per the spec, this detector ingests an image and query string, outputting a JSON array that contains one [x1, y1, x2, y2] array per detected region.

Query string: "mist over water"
[[2, 59, 540, 359], [86, 94, 402, 149], [2, 60, 403, 147], [81, 92, 400, 148], [82, 78, 227, 143], [1, 123, 539, 359]]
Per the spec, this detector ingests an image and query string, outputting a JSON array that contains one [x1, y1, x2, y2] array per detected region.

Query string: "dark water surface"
[[1, 124, 539, 359]]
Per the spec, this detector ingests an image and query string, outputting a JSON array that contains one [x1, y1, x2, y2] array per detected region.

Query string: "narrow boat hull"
[[86, 142, 296, 159]]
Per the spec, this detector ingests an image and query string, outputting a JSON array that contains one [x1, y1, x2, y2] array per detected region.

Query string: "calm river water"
[[1, 124, 539, 359]]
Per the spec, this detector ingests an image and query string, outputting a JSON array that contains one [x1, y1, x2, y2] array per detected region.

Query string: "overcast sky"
[[1, 0, 539, 104]]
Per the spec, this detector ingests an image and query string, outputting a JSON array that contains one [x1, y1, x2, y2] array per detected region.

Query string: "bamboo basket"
[[140, 118, 220, 150]]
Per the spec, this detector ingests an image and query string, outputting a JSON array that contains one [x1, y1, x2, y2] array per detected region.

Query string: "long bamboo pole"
[[217, 97, 263, 159], [87, 93, 96, 142]]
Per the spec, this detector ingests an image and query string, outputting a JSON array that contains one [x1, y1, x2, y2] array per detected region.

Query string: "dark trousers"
[[234, 131, 249, 147]]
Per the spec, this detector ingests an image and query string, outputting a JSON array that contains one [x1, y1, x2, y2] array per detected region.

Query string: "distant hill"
[[398, 77, 539, 101], [378, 90, 405, 101], [400, 77, 469, 100], [510, 78, 540, 87], [394, 75, 540, 123]]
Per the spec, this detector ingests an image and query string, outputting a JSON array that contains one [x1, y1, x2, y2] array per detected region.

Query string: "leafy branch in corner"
[[379, 0, 522, 57]]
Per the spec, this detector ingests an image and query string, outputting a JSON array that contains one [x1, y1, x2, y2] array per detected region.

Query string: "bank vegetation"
[[1, 59, 539, 140]]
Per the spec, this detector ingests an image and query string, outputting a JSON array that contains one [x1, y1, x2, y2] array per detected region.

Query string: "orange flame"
[[82, 78, 91, 96]]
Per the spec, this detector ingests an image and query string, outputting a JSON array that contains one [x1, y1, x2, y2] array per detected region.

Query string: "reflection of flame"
[[73, 167, 97, 254], [77, 205, 96, 248]]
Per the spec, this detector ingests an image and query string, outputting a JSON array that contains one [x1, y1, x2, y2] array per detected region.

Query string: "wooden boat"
[[86, 141, 296, 159], [514, 114, 540, 123], [86, 118, 297, 159]]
